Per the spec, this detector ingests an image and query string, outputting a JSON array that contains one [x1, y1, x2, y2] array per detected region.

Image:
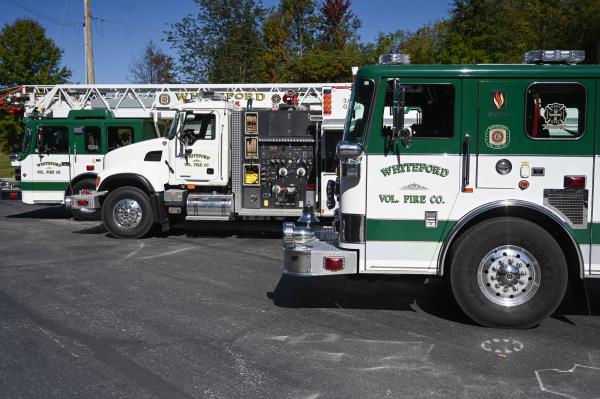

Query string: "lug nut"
[[498, 260, 503, 266], [495, 284, 500, 288]]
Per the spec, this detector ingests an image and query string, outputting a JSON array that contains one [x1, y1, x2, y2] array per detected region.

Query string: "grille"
[[544, 189, 588, 227]]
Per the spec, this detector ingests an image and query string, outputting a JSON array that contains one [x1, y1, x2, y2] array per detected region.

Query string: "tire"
[[449, 217, 568, 328], [101, 186, 155, 239], [70, 179, 101, 221]]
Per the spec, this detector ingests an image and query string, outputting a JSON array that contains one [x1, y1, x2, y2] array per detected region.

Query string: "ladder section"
[[14, 83, 349, 118]]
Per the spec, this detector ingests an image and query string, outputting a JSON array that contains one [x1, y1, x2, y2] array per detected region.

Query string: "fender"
[[97, 162, 169, 193], [438, 199, 585, 278], [98, 173, 156, 193]]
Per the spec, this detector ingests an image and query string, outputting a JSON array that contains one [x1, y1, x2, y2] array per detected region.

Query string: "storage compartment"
[[245, 112, 258, 134], [245, 137, 258, 159]]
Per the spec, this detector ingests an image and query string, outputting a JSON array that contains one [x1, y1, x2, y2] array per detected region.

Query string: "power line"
[[3, 0, 80, 28]]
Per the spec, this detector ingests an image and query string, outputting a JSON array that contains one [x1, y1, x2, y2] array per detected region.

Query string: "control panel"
[[241, 110, 317, 209], [258, 145, 313, 208]]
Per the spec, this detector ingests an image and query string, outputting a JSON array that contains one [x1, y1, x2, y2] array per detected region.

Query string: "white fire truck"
[[67, 84, 351, 238], [9, 83, 349, 219], [282, 51, 599, 328]]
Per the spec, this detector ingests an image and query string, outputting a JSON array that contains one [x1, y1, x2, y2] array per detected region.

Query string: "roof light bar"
[[523, 50, 585, 65], [378, 53, 410, 65]]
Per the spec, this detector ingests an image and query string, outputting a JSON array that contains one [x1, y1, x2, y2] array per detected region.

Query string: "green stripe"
[[20, 181, 69, 191], [366, 219, 456, 242], [367, 218, 593, 245]]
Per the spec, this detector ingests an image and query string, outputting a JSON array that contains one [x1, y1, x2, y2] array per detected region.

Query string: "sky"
[[0, 0, 451, 84]]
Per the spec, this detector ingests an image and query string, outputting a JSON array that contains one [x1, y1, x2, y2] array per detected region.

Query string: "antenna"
[[84, 0, 95, 83]]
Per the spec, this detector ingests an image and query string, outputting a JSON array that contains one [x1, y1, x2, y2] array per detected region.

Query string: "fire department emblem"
[[491, 90, 507, 110], [158, 93, 170, 106], [271, 94, 281, 103], [485, 125, 510, 149], [543, 103, 566, 129]]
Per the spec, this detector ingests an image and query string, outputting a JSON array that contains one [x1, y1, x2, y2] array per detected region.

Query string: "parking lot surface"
[[1, 201, 600, 398]]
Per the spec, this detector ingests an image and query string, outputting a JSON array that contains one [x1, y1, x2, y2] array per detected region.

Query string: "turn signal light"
[[8, 192, 18, 200], [564, 175, 586, 189], [77, 199, 89, 206], [323, 256, 344, 272]]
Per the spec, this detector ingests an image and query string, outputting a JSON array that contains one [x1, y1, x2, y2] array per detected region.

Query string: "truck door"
[[365, 78, 462, 272], [174, 112, 220, 182], [71, 123, 103, 179], [32, 122, 71, 203]]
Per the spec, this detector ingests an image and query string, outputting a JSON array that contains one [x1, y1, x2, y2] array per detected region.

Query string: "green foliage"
[[282, 47, 363, 82], [0, 152, 14, 179], [0, 114, 23, 154], [0, 19, 71, 86], [166, 0, 266, 83]]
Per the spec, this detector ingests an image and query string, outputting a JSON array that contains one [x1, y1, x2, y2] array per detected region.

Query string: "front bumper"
[[282, 224, 357, 276], [65, 190, 106, 210]]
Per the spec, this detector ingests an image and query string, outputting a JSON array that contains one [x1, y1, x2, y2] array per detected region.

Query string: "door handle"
[[462, 135, 471, 192]]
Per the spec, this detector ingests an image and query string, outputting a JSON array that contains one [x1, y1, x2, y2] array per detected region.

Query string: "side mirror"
[[392, 81, 406, 136]]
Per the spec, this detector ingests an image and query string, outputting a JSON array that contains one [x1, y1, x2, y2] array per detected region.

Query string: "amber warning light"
[[564, 175, 586, 190]]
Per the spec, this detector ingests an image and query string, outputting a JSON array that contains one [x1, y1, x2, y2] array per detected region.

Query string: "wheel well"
[[441, 205, 584, 284], [98, 174, 155, 194], [65, 173, 97, 194]]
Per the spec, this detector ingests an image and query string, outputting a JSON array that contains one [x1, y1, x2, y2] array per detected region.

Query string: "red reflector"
[[77, 199, 89, 206], [305, 183, 315, 190], [86, 165, 94, 171], [323, 256, 344, 272], [564, 175, 586, 189], [8, 192, 18, 200]]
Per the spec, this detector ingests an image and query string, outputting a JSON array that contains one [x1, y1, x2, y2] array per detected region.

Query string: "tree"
[[0, 19, 71, 86], [317, 0, 361, 50], [166, 0, 265, 83], [259, 0, 319, 82], [129, 40, 176, 83]]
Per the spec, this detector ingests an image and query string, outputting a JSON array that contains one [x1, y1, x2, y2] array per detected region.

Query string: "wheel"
[[70, 179, 101, 221], [101, 186, 155, 239], [449, 217, 568, 328]]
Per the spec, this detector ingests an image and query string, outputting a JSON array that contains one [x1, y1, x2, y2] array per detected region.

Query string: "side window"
[[84, 126, 101, 153], [37, 126, 68, 153], [107, 126, 134, 151], [384, 82, 455, 138], [181, 114, 216, 145], [526, 83, 586, 139]]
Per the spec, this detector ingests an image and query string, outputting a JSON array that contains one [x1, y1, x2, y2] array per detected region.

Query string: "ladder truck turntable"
[[8, 83, 350, 220], [282, 50, 600, 328]]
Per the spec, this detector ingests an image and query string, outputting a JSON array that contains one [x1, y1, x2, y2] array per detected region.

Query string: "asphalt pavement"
[[1, 200, 600, 398]]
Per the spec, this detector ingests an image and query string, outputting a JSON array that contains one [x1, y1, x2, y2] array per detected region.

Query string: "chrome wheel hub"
[[112, 199, 142, 229], [477, 245, 541, 307]]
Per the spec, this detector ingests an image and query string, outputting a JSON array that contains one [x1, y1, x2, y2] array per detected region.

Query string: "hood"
[[104, 137, 169, 169]]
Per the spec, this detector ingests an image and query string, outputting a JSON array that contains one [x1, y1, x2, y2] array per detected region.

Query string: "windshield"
[[343, 79, 375, 143], [168, 112, 180, 140]]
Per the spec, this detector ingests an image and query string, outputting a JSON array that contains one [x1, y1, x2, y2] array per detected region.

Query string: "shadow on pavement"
[[269, 274, 599, 327], [166, 220, 283, 239], [6, 205, 71, 219], [268, 274, 476, 325]]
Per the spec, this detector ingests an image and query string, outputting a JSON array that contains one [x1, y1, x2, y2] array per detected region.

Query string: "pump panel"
[[239, 110, 317, 211]]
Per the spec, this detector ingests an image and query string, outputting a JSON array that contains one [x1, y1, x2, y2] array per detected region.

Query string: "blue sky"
[[0, 0, 451, 84]]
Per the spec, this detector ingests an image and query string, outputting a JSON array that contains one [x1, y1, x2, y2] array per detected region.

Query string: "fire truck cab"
[[283, 50, 598, 328]]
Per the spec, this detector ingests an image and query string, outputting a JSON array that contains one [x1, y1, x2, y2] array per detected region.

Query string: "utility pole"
[[84, 0, 95, 84]]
